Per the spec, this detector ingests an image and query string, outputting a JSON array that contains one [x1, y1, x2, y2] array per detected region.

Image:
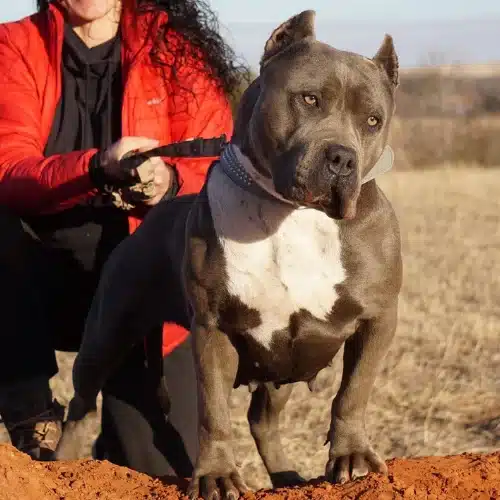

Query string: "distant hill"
[[401, 62, 500, 78], [222, 17, 500, 70]]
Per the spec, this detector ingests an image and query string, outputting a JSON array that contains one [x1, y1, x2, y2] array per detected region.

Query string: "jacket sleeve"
[[167, 70, 234, 197], [0, 27, 97, 216]]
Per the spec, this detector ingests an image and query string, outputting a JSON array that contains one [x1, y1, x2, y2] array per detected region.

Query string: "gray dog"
[[56, 10, 402, 500]]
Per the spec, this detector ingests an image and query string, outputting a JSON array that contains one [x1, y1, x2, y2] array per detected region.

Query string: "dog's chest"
[[207, 165, 346, 349]]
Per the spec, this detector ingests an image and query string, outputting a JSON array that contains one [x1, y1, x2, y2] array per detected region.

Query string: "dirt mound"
[[1, 445, 499, 500]]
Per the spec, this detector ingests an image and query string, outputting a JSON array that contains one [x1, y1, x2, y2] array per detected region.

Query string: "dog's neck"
[[220, 145, 296, 207], [219, 144, 394, 208]]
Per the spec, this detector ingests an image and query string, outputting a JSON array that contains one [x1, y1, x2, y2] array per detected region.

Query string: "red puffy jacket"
[[0, 1, 233, 356]]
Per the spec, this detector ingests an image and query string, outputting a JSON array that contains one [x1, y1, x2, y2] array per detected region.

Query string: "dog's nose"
[[325, 145, 357, 177]]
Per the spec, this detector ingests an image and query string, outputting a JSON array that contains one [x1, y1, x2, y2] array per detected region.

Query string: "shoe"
[[6, 398, 65, 461]]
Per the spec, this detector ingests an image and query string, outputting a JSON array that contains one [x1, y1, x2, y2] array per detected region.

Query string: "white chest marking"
[[207, 164, 346, 349]]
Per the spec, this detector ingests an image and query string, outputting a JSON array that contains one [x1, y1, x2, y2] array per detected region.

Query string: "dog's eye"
[[367, 116, 379, 127], [303, 94, 319, 106]]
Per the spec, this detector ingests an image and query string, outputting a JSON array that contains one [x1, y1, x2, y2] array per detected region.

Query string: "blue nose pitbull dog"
[[56, 10, 402, 500]]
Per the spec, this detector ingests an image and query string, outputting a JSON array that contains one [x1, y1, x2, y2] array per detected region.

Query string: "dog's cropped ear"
[[260, 10, 316, 68], [373, 34, 399, 87]]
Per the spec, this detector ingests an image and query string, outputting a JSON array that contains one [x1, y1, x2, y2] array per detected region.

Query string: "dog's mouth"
[[284, 185, 357, 220], [308, 197, 356, 220], [303, 192, 333, 214], [269, 152, 360, 219]]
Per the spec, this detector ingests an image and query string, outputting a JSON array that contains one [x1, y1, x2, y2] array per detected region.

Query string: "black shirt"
[[28, 25, 129, 274], [45, 25, 122, 154]]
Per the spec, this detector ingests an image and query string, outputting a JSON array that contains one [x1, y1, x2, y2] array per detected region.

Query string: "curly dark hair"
[[36, 0, 250, 97]]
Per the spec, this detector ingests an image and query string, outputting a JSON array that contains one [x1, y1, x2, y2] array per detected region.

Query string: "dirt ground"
[[1, 167, 499, 496], [0, 444, 499, 500]]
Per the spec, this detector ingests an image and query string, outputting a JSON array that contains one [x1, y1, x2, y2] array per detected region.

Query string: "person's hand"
[[100, 136, 160, 183], [94, 136, 176, 209], [135, 152, 175, 207]]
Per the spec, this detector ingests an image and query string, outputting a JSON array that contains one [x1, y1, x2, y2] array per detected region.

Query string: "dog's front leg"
[[325, 302, 398, 483], [188, 320, 248, 500], [248, 383, 305, 488]]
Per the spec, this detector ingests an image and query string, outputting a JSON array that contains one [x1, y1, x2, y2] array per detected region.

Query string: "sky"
[[2, 0, 500, 23], [210, 0, 500, 23], [1, 1, 499, 68]]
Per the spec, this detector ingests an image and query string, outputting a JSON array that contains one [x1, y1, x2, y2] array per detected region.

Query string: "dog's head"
[[234, 10, 399, 220]]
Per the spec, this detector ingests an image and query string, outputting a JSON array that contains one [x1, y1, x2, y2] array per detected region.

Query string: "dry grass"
[[390, 116, 500, 168], [1, 168, 499, 490], [391, 65, 500, 168]]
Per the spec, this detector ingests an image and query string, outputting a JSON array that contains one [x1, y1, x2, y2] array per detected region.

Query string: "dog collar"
[[361, 146, 394, 184], [220, 145, 296, 205], [219, 144, 394, 205]]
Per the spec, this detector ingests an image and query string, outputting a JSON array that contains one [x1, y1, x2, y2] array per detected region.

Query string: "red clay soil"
[[0, 444, 498, 500]]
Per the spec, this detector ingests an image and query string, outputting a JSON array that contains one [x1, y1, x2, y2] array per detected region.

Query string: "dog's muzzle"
[[297, 143, 359, 219]]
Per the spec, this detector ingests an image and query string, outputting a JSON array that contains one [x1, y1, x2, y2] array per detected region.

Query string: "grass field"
[[1, 167, 499, 490]]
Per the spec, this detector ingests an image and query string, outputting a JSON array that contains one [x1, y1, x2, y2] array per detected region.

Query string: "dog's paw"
[[187, 471, 249, 500], [325, 416, 388, 484], [325, 449, 387, 484]]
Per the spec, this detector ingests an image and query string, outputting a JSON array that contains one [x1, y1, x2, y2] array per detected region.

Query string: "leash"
[[118, 135, 229, 176], [116, 134, 290, 205]]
